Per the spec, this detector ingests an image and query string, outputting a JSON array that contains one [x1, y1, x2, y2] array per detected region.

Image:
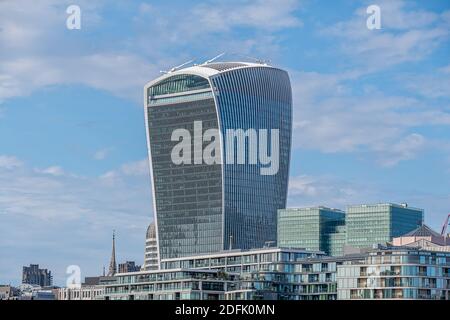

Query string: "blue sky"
[[0, 0, 449, 286]]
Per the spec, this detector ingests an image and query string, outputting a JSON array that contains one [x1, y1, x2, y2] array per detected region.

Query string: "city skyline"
[[1, 0, 450, 286]]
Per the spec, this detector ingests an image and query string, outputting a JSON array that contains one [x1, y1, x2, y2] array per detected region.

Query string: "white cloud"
[[132, 0, 302, 64], [289, 69, 450, 165], [322, 0, 450, 70], [0, 155, 23, 170], [0, 0, 160, 103], [440, 64, 450, 74], [99, 159, 150, 188], [287, 175, 377, 209], [376, 133, 426, 167], [0, 0, 303, 104], [120, 159, 149, 177], [35, 166, 66, 176], [401, 68, 450, 99], [192, 0, 302, 32], [93, 148, 112, 161], [0, 156, 152, 285]]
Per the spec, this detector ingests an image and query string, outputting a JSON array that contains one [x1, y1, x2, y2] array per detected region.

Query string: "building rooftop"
[[161, 247, 324, 263], [403, 224, 442, 238], [146, 222, 156, 239], [280, 206, 345, 212], [347, 203, 424, 211], [144, 61, 274, 90]]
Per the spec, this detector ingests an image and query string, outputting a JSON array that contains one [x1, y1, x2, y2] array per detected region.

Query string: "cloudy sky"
[[0, 0, 449, 286]]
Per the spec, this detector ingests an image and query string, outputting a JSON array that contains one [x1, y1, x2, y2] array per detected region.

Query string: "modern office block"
[[277, 207, 346, 256], [144, 62, 292, 259], [327, 225, 347, 257], [346, 203, 423, 249]]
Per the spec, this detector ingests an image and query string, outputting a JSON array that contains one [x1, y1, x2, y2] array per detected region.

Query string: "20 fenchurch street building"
[[144, 62, 292, 260]]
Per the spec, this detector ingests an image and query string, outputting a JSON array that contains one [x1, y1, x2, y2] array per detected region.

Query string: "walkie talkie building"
[[144, 62, 292, 260]]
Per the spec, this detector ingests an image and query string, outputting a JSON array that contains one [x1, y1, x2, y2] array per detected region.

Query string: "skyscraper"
[[144, 61, 292, 260]]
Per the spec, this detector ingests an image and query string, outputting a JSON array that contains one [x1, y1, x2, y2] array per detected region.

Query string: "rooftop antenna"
[[160, 59, 195, 74], [229, 52, 270, 65], [202, 52, 226, 65]]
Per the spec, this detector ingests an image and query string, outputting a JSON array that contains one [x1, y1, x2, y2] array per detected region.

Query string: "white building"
[[142, 222, 159, 271], [57, 285, 104, 300]]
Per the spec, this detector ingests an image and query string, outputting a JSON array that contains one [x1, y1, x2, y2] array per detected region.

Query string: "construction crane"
[[441, 213, 450, 237]]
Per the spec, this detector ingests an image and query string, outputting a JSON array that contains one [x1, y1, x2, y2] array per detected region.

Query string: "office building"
[[144, 61, 292, 260], [143, 222, 159, 271], [22, 264, 52, 287], [278, 203, 425, 256], [346, 203, 423, 249], [277, 207, 346, 256]]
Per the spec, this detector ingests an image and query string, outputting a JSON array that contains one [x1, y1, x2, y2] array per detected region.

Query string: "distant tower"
[[107, 231, 117, 276], [142, 222, 159, 271]]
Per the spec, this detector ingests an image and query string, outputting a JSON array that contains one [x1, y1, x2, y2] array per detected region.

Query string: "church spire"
[[107, 230, 117, 276]]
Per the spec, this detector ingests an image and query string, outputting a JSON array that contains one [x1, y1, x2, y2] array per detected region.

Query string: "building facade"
[[102, 248, 326, 300], [103, 269, 239, 300], [22, 264, 52, 287], [225, 256, 346, 300], [277, 207, 346, 256], [144, 62, 293, 260], [143, 222, 159, 271], [118, 261, 141, 273], [337, 246, 450, 300], [392, 224, 450, 249], [0, 285, 19, 300], [57, 285, 105, 300], [346, 203, 423, 249], [102, 246, 450, 301]]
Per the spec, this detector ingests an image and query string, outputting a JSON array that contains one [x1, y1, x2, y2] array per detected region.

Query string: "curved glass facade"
[[147, 89, 223, 259], [145, 64, 292, 260], [211, 67, 292, 250], [148, 74, 210, 97]]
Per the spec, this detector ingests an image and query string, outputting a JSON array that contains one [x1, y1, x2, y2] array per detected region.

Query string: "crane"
[[441, 213, 450, 237]]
